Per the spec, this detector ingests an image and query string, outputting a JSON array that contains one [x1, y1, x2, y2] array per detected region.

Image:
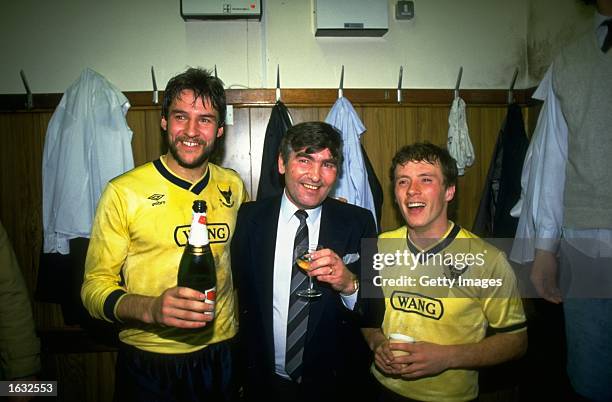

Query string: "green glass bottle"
[[177, 200, 216, 310]]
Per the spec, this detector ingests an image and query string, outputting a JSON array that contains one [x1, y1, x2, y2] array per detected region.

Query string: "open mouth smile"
[[302, 183, 320, 190]]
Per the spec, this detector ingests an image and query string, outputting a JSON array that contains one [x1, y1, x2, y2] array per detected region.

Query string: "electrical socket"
[[226, 105, 234, 125], [396, 1, 414, 20]]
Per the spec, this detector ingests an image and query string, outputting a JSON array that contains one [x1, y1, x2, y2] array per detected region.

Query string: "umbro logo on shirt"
[[148, 193, 166, 206]]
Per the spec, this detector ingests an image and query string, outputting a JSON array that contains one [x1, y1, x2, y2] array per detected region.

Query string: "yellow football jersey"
[[372, 223, 526, 402], [82, 158, 249, 354]]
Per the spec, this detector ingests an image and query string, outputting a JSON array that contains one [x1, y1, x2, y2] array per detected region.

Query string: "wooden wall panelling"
[[360, 107, 401, 232], [287, 107, 326, 123], [0, 112, 46, 294], [43, 351, 116, 402], [415, 106, 450, 145], [247, 107, 272, 199], [220, 107, 253, 197], [126, 109, 166, 167], [458, 107, 484, 231], [0, 88, 537, 113], [144, 109, 166, 162], [126, 110, 148, 167]]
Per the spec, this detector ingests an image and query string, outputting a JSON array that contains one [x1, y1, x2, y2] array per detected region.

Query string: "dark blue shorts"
[[114, 339, 238, 402]]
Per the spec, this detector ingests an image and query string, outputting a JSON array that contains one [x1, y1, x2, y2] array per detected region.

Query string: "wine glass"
[[296, 244, 323, 298]]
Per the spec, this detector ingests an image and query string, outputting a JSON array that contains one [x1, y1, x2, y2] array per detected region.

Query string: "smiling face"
[[161, 89, 223, 179], [278, 147, 338, 210], [394, 160, 456, 240]]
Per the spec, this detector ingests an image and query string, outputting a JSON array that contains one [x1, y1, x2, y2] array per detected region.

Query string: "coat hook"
[[397, 66, 403, 104], [20, 70, 33, 110], [276, 64, 281, 102], [151, 66, 158, 105], [214, 64, 218, 79], [507, 67, 518, 104], [338, 65, 344, 99], [454, 66, 463, 99]]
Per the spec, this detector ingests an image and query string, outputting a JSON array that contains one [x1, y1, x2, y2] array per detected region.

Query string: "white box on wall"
[[181, 0, 262, 21], [314, 0, 388, 37]]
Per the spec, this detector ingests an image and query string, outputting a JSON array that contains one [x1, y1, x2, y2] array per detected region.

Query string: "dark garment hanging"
[[361, 144, 384, 233], [473, 103, 529, 238], [473, 104, 530, 396], [256, 101, 292, 200], [36, 238, 119, 346]]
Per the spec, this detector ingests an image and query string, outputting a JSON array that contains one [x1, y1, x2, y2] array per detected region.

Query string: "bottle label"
[[204, 287, 216, 318], [204, 287, 216, 304]]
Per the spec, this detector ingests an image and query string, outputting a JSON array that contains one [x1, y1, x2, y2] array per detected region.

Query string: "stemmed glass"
[[296, 244, 323, 298]]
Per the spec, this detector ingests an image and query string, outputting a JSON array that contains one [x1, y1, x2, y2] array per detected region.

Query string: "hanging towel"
[[447, 97, 474, 176], [256, 101, 292, 200], [325, 97, 378, 227], [473, 103, 529, 238], [42, 68, 134, 254]]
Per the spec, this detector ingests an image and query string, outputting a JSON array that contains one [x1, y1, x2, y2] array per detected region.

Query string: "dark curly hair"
[[161, 67, 226, 127], [279, 122, 344, 167]]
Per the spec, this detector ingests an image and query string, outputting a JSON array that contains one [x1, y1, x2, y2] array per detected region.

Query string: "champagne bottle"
[[177, 200, 216, 314]]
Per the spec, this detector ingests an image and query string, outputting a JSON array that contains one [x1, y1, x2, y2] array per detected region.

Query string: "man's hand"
[[363, 330, 527, 380], [308, 248, 356, 294], [117, 287, 214, 328], [362, 328, 396, 375], [388, 342, 452, 379], [149, 287, 215, 327], [531, 249, 562, 304]]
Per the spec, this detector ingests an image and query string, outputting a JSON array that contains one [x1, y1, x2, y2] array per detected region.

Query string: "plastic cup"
[[388, 333, 415, 357]]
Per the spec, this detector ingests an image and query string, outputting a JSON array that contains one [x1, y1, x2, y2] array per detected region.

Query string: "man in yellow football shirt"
[[363, 142, 526, 401], [81, 68, 248, 401]]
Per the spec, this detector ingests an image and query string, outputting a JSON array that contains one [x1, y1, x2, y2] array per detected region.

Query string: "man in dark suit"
[[231, 121, 380, 402]]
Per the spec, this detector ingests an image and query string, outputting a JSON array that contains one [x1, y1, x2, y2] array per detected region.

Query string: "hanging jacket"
[[256, 101, 292, 200], [325, 97, 379, 228], [361, 144, 383, 233], [42, 68, 134, 254], [473, 103, 529, 237]]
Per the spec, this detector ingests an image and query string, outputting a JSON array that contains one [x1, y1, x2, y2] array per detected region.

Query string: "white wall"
[[527, 0, 594, 83], [0, 0, 593, 94]]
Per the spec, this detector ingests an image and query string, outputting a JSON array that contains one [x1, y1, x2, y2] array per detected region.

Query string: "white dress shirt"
[[273, 191, 357, 378], [510, 12, 612, 263], [42, 68, 134, 254]]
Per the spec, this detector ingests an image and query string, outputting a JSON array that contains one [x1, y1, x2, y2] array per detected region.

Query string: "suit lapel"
[[252, 197, 282, 362]]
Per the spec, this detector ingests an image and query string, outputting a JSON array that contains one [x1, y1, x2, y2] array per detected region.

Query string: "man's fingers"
[[173, 286, 206, 301], [154, 286, 216, 327], [532, 276, 562, 304]]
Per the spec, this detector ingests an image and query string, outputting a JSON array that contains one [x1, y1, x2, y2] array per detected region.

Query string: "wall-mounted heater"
[[314, 0, 388, 37], [181, 0, 262, 21]]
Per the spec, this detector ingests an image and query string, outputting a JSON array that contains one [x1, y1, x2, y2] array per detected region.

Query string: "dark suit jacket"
[[231, 196, 381, 400]]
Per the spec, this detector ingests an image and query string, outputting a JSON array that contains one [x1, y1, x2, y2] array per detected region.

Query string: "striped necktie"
[[285, 209, 309, 381], [602, 19, 612, 53]]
